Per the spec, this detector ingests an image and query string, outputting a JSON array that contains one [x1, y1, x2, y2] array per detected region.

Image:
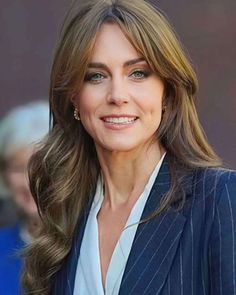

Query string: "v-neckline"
[[96, 195, 147, 294], [96, 155, 165, 294], [75, 153, 166, 295]]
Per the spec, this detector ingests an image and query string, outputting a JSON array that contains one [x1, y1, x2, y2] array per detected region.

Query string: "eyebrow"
[[87, 57, 146, 70]]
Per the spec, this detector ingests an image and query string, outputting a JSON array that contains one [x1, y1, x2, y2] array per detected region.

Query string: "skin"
[[5, 147, 40, 236], [73, 23, 165, 287]]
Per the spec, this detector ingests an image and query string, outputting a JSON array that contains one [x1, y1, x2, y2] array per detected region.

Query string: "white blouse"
[[73, 154, 165, 295]]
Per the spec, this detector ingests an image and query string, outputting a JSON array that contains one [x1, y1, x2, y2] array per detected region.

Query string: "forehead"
[[89, 22, 141, 62]]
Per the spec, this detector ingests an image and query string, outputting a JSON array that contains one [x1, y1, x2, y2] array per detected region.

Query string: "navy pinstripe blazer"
[[52, 156, 236, 295]]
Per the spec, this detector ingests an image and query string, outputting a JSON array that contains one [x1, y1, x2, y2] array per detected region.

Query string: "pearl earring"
[[74, 107, 80, 120]]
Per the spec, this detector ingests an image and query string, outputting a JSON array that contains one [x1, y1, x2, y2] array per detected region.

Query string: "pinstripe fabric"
[[52, 156, 236, 295]]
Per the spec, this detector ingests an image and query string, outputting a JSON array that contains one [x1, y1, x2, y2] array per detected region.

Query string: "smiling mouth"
[[102, 117, 138, 124]]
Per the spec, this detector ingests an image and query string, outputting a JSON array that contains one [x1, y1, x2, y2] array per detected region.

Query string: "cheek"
[[150, 90, 164, 117], [78, 89, 99, 117], [77, 94, 99, 137], [135, 82, 164, 113], [138, 96, 163, 118], [78, 93, 91, 114], [78, 83, 108, 111], [78, 90, 106, 133]]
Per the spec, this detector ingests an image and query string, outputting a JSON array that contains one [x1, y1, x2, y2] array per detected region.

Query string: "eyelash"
[[84, 72, 105, 82], [84, 69, 152, 83], [130, 69, 151, 79]]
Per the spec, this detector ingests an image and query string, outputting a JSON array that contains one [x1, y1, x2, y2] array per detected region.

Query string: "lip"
[[100, 114, 138, 130], [100, 114, 138, 119]]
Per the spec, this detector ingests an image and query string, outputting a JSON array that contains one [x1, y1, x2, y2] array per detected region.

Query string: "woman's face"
[[75, 23, 164, 154], [5, 147, 38, 217]]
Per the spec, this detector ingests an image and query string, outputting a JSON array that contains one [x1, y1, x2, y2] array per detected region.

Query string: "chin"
[[98, 140, 146, 154]]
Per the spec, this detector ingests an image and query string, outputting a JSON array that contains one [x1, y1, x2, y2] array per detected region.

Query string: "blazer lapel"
[[119, 157, 187, 295], [52, 200, 92, 295]]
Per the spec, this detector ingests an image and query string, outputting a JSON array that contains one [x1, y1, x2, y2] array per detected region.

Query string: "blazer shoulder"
[[201, 166, 236, 182], [193, 166, 236, 202]]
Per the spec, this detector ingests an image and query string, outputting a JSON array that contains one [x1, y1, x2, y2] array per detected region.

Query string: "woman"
[[0, 101, 49, 294], [22, 1, 236, 294]]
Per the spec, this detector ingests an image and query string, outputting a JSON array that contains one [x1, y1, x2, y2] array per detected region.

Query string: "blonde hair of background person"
[[22, 1, 236, 295]]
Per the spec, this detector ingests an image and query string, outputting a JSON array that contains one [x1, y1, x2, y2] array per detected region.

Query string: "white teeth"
[[104, 117, 136, 124]]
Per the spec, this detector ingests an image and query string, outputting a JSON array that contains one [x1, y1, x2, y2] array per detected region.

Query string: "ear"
[[70, 93, 79, 109]]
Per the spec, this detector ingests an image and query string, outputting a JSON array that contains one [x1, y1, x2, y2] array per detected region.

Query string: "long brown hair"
[[22, 0, 221, 294]]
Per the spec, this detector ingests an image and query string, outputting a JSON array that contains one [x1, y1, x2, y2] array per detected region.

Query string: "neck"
[[96, 141, 165, 209]]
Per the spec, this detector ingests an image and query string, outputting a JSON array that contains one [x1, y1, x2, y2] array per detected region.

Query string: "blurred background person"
[[0, 184, 18, 227], [0, 101, 49, 295]]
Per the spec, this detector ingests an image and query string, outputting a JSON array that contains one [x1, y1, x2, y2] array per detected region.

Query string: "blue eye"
[[84, 72, 105, 82], [131, 70, 150, 79]]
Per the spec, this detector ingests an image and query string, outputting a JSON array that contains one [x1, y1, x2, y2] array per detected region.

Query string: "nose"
[[107, 76, 129, 105]]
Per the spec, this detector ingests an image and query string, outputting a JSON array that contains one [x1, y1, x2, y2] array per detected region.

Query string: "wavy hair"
[[22, 0, 221, 293]]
